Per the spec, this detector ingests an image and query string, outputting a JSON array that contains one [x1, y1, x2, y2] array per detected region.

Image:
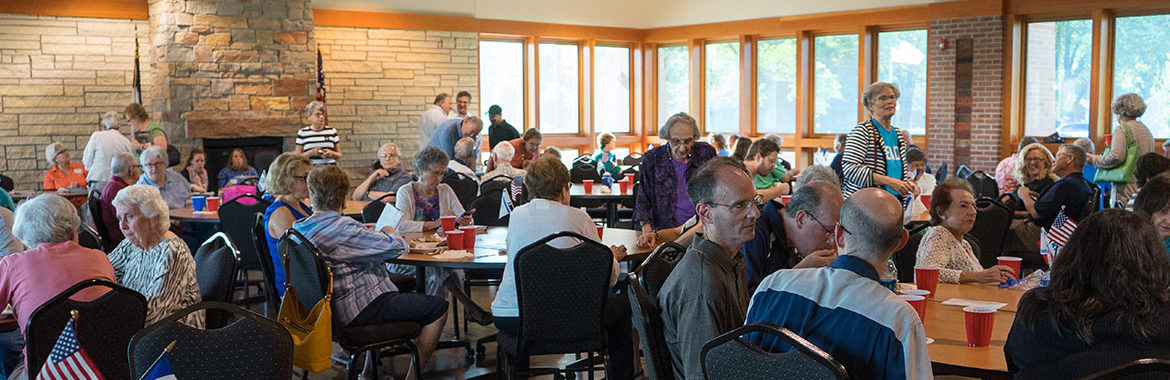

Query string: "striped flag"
[[36, 319, 103, 380], [316, 48, 327, 125], [1046, 209, 1077, 247], [132, 25, 142, 104], [138, 340, 176, 380], [498, 187, 513, 218]]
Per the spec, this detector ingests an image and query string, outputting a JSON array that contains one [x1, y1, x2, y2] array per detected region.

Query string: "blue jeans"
[[0, 330, 24, 377]]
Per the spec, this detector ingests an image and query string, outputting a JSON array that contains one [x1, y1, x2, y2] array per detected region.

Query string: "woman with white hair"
[[481, 141, 526, 183], [1091, 93, 1156, 205], [0, 194, 113, 377], [82, 111, 133, 190], [108, 185, 203, 327], [42, 142, 89, 208], [295, 100, 342, 165], [841, 82, 918, 200], [633, 112, 717, 234]]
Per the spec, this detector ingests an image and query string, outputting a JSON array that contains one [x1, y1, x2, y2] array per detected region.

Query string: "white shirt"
[[82, 129, 133, 183], [448, 160, 478, 183], [491, 198, 619, 318], [418, 105, 452, 148], [904, 173, 937, 224]]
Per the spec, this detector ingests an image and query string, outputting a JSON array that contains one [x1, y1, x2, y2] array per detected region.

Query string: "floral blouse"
[[108, 236, 204, 327], [915, 226, 983, 284]]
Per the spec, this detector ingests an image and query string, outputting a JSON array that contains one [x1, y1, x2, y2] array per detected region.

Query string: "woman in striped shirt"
[[295, 101, 342, 165]]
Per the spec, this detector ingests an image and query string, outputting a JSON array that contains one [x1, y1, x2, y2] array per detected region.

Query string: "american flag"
[[132, 25, 142, 104], [36, 319, 103, 380], [1046, 209, 1078, 247], [316, 47, 328, 125]]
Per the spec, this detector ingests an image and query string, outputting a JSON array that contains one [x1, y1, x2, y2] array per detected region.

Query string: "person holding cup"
[[916, 179, 1015, 284], [1005, 209, 1170, 378]]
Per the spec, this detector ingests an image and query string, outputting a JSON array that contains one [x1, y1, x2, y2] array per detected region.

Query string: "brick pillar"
[[147, 0, 316, 140]]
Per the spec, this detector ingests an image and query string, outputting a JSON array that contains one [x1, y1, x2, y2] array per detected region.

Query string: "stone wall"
[[0, 14, 153, 189], [927, 15, 1005, 172], [314, 26, 478, 183]]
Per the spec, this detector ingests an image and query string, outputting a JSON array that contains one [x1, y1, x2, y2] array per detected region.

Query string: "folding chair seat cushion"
[[334, 322, 422, 348]]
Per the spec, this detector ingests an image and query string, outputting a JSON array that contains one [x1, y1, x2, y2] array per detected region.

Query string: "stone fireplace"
[[146, 0, 316, 142]]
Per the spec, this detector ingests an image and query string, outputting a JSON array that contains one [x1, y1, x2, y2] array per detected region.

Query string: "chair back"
[[627, 273, 674, 380], [361, 193, 395, 223], [701, 322, 848, 380], [570, 155, 603, 183], [128, 302, 293, 379], [891, 224, 929, 283], [469, 192, 506, 227], [251, 213, 279, 316], [634, 242, 687, 301], [1082, 358, 1170, 379], [965, 171, 1000, 199], [26, 279, 147, 379], [195, 232, 241, 329], [970, 197, 1012, 268], [512, 231, 613, 355], [278, 229, 331, 315], [936, 162, 949, 181], [77, 223, 103, 252], [1079, 181, 1101, 221], [217, 195, 271, 273], [442, 171, 479, 210], [86, 191, 116, 252], [622, 153, 643, 166]]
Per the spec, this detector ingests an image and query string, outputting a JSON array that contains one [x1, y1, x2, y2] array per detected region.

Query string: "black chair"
[[86, 191, 117, 252], [78, 223, 103, 251], [627, 273, 673, 380], [195, 232, 241, 329], [571, 155, 603, 183], [251, 213, 280, 318], [891, 224, 929, 283], [701, 322, 848, 380], [622, 153, 643, 166], [966, 170, 999, 199], [217, 194, 271, 306], [360, 192, 396, 223], [634, 242, 687, 301], [970, 197, 1013, 268], [936, 162, 949, 182], [280, 229, 423, 380], [1079, 181, 1101, 221], [26, 279, 147, 380], [1082, 358, 1170, 379], [0, 174, 12, 192], [498, 231, 614, 379], [128, 302, 293, 379], [442, 170, 479, 210]]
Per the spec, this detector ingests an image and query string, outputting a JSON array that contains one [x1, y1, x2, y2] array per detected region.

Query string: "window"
[[538, 43, 579, 134], [757, 38, 797, 134], [1024, 19, 1092, 138], [877, 30, 928, 135], [594, 46, 631, 133], [814, 34, 860, 134], [1113, 14, 1170, 138], [705, 42, 740, 133], [657, 45, 689, 127], [479, 41, 525, 131]]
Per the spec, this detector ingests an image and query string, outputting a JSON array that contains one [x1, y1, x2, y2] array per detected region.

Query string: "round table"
[[569, 183, 633, 227], [169, 199, 369, 222], [10, 189, 88, 202], [391, 226, 649, 273], [920, 283, 1025, 378]]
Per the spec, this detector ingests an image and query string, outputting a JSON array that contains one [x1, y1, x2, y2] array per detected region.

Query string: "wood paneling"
[[0, 0, 148, 19]]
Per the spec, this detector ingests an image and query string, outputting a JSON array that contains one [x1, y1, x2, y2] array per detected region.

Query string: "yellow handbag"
[[278, 261, 334, 372]]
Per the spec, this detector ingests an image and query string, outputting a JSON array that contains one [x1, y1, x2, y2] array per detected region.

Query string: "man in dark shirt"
[[486, 105, 519, 149], [1022, 143, 1094, 228], [742, 181, 843, 290]]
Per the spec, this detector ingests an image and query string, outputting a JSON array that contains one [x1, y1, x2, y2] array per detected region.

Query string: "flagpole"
[[137, 340, 177, 380]]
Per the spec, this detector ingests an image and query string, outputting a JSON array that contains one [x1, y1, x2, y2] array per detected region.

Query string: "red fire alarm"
[[939, 38, 949, 51]]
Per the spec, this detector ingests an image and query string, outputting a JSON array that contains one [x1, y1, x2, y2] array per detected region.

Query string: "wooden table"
[[169, 199, 368, 222], [11, 189, 88, 201], [921, 283, 1025, 378], [392, 226, 649, 274], [569, 183, 633, 227]]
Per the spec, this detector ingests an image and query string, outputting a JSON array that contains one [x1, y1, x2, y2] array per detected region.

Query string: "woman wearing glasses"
[[633, 112, 717, 246], [351, 142, 413, 203], [841, 82, 918, 200], [261, 152, 312, 297]]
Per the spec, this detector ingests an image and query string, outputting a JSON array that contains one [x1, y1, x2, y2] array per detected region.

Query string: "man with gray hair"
[[658, 156, 758, 379], [83, 111, 133, 189], [99, 152, 140, 245], [745, 188, 931, 379], [426, 116, 483, 160], [447, 137, 479, 180], [743, 180, 843, 290], [795, 164, 842, 190], [1021, 143, 1094, 229], [137, 146, 190, 210], [481, 141, 525, 183], [419, 93, 454, 148]]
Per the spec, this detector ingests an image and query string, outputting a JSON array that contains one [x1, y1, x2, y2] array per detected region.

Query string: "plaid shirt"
[[293, 210, 407, 326]]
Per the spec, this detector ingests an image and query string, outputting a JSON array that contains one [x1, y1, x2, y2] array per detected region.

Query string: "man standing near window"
[[453, 91, 472, 119], [419, 93, 453, 149], [486, 105, 519, 149]]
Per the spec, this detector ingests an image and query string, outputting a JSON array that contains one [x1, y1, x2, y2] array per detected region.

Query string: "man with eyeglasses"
[[744, 188, 932, 379], [741, 181, 843, 291], [658, 157, 758, 379], [136, 146, 190, 210], [351, 142, 413, 203]]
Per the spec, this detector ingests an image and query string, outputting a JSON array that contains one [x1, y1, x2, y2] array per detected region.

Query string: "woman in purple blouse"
[[633, 112, 716, 241]]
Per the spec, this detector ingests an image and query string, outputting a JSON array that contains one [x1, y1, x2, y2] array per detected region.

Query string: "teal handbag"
[[1093, 122, 1139, 183]]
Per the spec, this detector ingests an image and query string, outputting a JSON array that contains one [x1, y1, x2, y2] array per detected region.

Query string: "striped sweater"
[[841, 119, 910, 198]]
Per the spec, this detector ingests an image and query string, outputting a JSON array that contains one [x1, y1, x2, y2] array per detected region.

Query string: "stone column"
[[147, 0, 315, 140]]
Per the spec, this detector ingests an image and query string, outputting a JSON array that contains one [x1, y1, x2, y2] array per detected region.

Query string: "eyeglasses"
[[806, 212, 835, 235], [379, 153, 399, 159], [668, 137, 695, 147], [836, 222, 852, 235], [707, 194, 764, 213], [144, 161, 167, 168], [293, 175, 307, 181], [131, 164, 142, 169]]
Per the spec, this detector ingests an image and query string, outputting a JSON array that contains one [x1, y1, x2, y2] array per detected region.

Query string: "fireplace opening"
[[200, 137, 284, 191]]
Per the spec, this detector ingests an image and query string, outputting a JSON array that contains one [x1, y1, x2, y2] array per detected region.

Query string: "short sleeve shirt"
[[876, 119, 903, 196]]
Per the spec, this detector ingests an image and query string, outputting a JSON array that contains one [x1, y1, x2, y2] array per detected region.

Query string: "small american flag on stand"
[[36, 311, 103, 380], [1046, 208, 1077, 247], [316, 47, 328, 125]]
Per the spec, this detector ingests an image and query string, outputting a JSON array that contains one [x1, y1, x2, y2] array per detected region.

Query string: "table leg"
[[414, 264, 426, 293], [606, 200, 619, 227]]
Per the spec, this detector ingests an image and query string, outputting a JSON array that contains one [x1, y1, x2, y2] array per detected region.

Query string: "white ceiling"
[[311, 0, 947, 29]]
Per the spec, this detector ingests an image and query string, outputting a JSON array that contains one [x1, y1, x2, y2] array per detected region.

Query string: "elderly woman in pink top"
[[0, 194, 115, 378]]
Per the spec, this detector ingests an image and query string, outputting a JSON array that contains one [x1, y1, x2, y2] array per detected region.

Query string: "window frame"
[[477, 36, 529, 132], [592, 42, 637, 136], [535, 38, 585, 135]]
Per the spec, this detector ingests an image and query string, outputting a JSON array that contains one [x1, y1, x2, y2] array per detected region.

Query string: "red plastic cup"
[[900, 295, 927, 322], [625, 173, 635, 183], [914, 266, 940, 298], [963, 306, 996, 347], [780, 195, 791, 205], [583, 180, 594, 194], [920, 194, 932, 211], [206, 197, 220, 212], [596, 225, 605, 240], [445, 230, 464, 250], [619, 179, 630, 194], [363, 223, 376, 229], [998, 256, 1023, 278], [440, 216, 457, 232], [1104, 134, 1113, 146], [459, 226, 476, 251]]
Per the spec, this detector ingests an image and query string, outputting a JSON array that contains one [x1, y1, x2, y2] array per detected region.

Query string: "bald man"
[[744, 188, 932, 379]]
